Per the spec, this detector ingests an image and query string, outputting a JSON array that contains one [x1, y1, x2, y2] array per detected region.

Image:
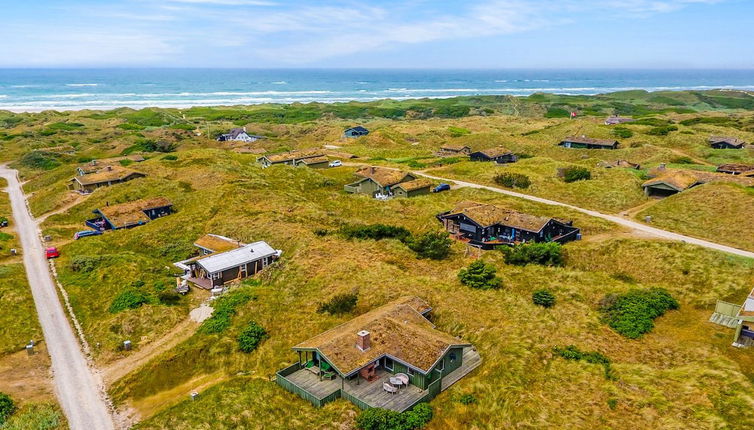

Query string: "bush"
[[612, 127, 633, 138], [200, 288, 255, 334], [406, 232, 452, 260], [532, 289, 556, 308], [494, 172, 531, 189], [545, 107, 571, 118], [341, 224, 411, 242], [356, 403, 433, 430], [18, 151, 62, 170], [599, 288, 679, 338], [646, 125, 678, 136], [162, 154, 178, 161], [69, 255, 104, 273], [562, 166, 591, 183], [237, 321, 267, 353], [553, 345, 614, 379], [0, 392, 15, 424], [109, 288, 152, 313], [458, 393, 477, 405], [158, 291, 181, 306], [458, 260, 502, 290], [317, 293, 358, 314], [670, 156, 694, 164], [447, 126, 470, 137], [503, 242, 563, 266]]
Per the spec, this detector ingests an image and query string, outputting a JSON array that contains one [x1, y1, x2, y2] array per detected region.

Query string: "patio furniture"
[[383, 382, 398, 395], [304, 361, 320, 375], [394, 373, 409, 387], [389, 376, 403, 388]]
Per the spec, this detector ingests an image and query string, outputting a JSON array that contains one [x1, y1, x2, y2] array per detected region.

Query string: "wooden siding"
[[276, 363, 342, 408]]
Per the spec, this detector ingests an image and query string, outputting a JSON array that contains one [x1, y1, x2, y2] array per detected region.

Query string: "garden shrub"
[[237, 321, 267, 353], [554, 345, 614, 379], [406, 232, 452, 260], [200, 288, 255, 334], [109, 288, 152, 313], [599, 288, 679, 338], [0, 392, 15, 424], [458, 260, 502, 290], [503, 242, 563, 266], [532, 289, 556, 308], [494, 172, 531, 189], [317, 293, 358, 314], [356, 403, 433, 430], [562, 166, 591, 183]]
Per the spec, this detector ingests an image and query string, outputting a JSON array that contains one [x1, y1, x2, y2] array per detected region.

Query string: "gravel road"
[[0, 167, 114, 430]]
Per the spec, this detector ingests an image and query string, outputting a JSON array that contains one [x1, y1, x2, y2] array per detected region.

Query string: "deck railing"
[[342, 389, 372, 410], [275, 363, 342, 408]]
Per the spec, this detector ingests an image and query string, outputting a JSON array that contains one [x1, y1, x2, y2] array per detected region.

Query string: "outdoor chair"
[[383, 382, 398, 394]]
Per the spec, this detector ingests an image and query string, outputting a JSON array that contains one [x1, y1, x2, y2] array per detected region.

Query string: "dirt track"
[[0, 167, 114, 430]]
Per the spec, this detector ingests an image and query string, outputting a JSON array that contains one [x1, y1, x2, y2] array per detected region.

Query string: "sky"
[[0, 0, 752, 68]]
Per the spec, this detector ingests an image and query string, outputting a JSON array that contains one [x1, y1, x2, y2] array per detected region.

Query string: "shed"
[[343, 126, 369, 138], [392, 179, 433, 198], [469, 147, 517, 164], [69, 166, 146, 193]]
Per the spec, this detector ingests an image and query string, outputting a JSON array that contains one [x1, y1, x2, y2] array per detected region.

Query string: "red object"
[[570, 111, 577, 118], [45, 247, 59, 259]]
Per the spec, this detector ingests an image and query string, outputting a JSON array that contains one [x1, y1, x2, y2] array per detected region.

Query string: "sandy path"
[[0, 167, 115, 430]]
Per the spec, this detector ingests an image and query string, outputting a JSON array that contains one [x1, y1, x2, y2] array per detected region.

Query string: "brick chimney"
[[356, 330, 370, 352]]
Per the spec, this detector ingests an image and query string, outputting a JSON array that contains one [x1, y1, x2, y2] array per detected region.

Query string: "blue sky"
[[0, 0, 752, 68]]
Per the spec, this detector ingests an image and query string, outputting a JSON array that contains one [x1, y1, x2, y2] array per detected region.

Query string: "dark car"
[[432, 183, 451, 193], [74, 230, 103, 240]]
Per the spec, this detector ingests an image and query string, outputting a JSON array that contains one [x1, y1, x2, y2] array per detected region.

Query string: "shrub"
[[612, 127, 633, 138], [341, 224, 411, 242], [18, 151, 61, 170], [356, 403, 433, 430], [158, 291, 182, 306], [0, 392, 15, 424], [458, 393, 477, 405], [458, 260, 502, 290], [109, 288, 152, 313], [503, 242, 563, 266], [553, 345, 614, 379], [447, 126, 471, 137], [406, 232, 452, 260], [494, 172, 531, 189], [562, 166, 591, 183], [646, 125, 678, 136], [599, 288, 679, 338], [532, 289, 556, 308], [237, 321, 267, 353], [162, 154, 178, 161], [200, 288, 255, 334], [670, 156, 694, 164], [545, 107, 570, 118], [317, 293, 358, 314], [69, 255, 104, 273]]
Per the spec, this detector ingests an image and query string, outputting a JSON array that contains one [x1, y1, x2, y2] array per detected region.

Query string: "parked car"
[[74, 230, 103, 240], [432, 183, 451, 193], [45, 247, 59, 259], [328, 160, 342, 167]]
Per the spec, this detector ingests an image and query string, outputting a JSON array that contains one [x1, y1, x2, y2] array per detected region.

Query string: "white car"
[[329, 160, 342, 167]]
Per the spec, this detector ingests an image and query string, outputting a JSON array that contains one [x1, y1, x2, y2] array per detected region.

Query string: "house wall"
[[214, 256, 271, 286], [469, 153, 491, 162], [345, 178, 382, 196], [144, 205, 172, 220], [493, 154, 518, 164]]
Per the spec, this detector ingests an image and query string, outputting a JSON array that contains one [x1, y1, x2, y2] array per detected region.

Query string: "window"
[[449, 352, 457, 362], [210, 272, 221, 280], [406, 367, 414, 376], [384, 357, 394, 372]]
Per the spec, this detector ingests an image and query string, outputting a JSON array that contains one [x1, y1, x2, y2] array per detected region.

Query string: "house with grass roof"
[[710, 286, 754, 348], [709, 136, 746, 149], [276, 296, 480, 411], [642, 166, 754, 197], [716, 163, 754, 176], [343, 126, 369, 138], [344, 166, 420, 198], [69, 165, 146, 194], [469, 147, 517, 164], [436, 201, 580, 249], [174, 234, 281, 289], [559, 136, 619, 149], [86, 197, 172, 231], [392, 179, 433, 198], [257, 150, 327, 168], [438, 144, 472, 156]]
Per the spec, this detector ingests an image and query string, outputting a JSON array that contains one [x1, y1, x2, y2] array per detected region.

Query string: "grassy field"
[[636, 183, 754, 252], [2, 91, 753, 428]]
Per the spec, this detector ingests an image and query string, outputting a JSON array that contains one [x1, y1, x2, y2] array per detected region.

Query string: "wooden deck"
[[343, 370, 425, 412], [184, 275, 213, 290], [284, 367, 341, 399], [441, 347, 482, 391]]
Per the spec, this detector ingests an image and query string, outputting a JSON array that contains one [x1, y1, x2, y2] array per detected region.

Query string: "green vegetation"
[[161, 154, 178, 161], [18, 151, 62, 170], [553, 345, 614, 380], [612, 126, 633, 138], [109, 287, 152, 313], [356, 403, 433, 430], [494, 172, 531, 189], [502, 242, 563, 267], [447, 126, 471, 137], [562, 166, 591, 183], [0, 392, 16, 425], [317, 292, 358, 314], [237, 321, 267, 353], [3, 403, 62, 430], [341, 224, 411, 242], [200, 288, 256, 334], [646, 125, 678, 136], [458, 393, 477, 405], [458, 260, 502, 290], [599, 288, 679, 339], [532, 289, 556, 308], [405, 231, 452, 260]]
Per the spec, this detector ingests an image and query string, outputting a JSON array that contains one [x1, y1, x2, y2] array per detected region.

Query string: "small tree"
[[532, 289, 556, 308], [317, 293, 358, 314], [0, 392, 16, 425], [494, 172, 531, 189], [238, 321, 267, 353], [406, 232, 452, 260], [562, 166, 591, 183], [458, 260, 502, 290]]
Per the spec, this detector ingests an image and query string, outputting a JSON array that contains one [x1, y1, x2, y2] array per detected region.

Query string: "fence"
[[275, 363, 342, 408]]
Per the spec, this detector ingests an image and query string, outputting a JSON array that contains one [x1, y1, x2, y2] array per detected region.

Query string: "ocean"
[[1, 69, 754, 112]]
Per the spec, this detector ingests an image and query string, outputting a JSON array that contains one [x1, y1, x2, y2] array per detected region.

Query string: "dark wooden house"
[[436, 201, 580, 249], [469, 147, 517, 164], [709, 136, 746, 149], [716, 164, 754, 176], [86, 197, 172, 231], [344, 166, 418, 197], [174, 235, 282, 289], [257, 150, 327, 168], [642, 171, 702, 197], [344, 126, 369, 138], [69, 166, 146, 194], [559, 136, 619, 149], [276, 296, 480, 411], [438, 144, 472, 156]]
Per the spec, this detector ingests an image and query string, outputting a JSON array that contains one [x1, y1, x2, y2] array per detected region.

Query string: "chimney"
[[243, 126, 247, 132], [356, 330, 371, 352]]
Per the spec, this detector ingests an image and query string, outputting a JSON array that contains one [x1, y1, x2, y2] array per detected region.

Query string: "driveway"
[[0, 167, 114, 430]]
